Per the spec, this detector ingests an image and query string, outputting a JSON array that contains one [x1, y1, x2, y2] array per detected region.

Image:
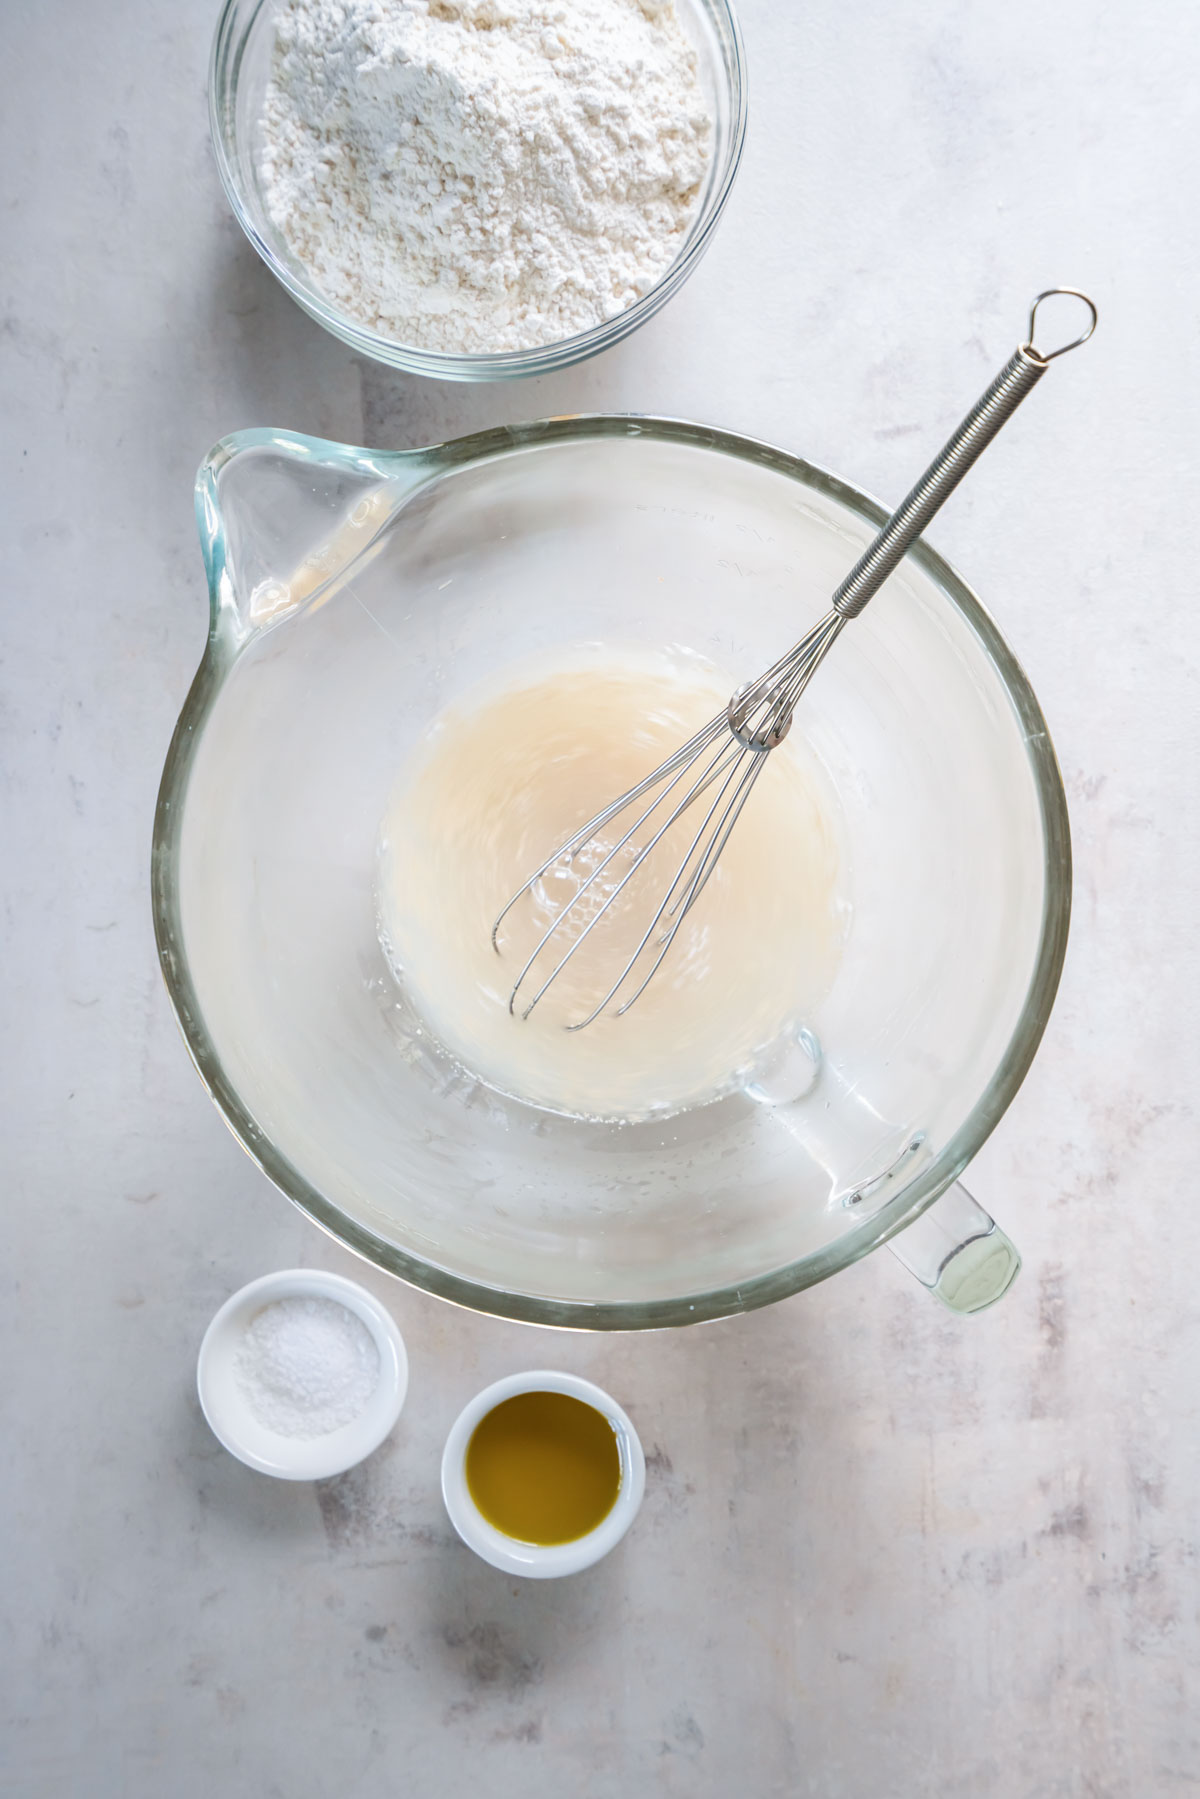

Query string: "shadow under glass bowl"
[[208, 0, 748, 382]]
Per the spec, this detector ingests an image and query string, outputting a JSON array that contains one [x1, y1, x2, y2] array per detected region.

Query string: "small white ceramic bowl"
[[441, 1371, 645, 1578], [197, 1268, 408, 1480]]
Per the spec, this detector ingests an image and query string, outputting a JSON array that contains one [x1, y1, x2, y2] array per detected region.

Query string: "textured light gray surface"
[[2, 0, 1197, 1793]]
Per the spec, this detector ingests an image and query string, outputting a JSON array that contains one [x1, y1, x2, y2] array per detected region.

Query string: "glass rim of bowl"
[[207, 0, 749, 382], [152, 413, 1073, 1333]]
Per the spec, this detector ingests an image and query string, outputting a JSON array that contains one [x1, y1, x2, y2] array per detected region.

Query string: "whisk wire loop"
[[564, 741, 766, 1030], [508, 725, 744, 1021]]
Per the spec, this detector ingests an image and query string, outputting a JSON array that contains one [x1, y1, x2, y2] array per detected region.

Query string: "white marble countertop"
[[3, 0, 1197, 1792]]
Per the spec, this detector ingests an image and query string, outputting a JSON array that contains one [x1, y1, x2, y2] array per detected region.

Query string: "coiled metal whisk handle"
[[831, 288, 1097, 621]]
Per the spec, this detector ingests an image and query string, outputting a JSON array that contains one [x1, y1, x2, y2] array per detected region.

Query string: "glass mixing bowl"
[[153, 418, 1071, 1327], [208, 0, 748, 381]]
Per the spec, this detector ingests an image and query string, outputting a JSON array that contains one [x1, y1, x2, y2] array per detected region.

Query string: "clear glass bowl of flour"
[[208, 0, 747, 381]]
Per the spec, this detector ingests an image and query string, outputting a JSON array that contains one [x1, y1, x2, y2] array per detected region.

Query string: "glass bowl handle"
[[887, 1182, 1021, 1314], [195, 429, 439, 648]]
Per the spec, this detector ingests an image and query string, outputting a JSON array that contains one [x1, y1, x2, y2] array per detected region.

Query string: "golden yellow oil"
[[465, 1391, 622, 1546]]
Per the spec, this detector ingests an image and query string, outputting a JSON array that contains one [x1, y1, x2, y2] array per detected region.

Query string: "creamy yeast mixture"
[[377, 649, 845, 1121]]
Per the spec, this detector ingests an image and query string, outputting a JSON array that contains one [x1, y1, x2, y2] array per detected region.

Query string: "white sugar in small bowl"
[[197, 1269, 408, 1479]]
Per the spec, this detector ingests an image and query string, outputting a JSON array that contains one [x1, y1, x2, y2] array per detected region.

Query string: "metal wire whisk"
[[493, 290, 1097, 1029]]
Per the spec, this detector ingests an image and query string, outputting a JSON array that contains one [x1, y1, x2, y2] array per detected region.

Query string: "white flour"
[[258, 0, 712, 353]]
